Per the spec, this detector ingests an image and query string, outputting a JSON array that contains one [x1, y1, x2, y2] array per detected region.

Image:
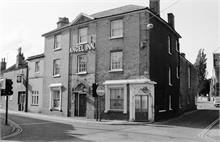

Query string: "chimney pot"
[[57, 17, 69, 28], [150, 0, 160, 16], [168, 13, 175, 29]]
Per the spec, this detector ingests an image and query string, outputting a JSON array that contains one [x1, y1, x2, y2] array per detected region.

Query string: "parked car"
[[214, 97, 220, 107]]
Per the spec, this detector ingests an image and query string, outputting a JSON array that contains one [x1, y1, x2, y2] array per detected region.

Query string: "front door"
[[135, 95, 148, 121], [74, 93, 87, 117], [18, 91, 26, 111]]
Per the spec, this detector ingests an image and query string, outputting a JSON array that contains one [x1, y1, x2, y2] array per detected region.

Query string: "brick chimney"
[[0, 58, 6, 74], [168, 13, 175, 29], [57, 17, 69, 28], [16, 47, 25, 68], [150, 0, 160, 16]]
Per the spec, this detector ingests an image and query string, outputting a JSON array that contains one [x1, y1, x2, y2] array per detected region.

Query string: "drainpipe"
[[25, 65, 29, 112]]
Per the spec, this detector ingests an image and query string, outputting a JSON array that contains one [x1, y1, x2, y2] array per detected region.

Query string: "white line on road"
[[19, 122, 56, 126], [198, 117, 219, 140]]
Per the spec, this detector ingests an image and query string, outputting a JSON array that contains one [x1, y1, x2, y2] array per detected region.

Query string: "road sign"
[[96, 85, 105, 96]]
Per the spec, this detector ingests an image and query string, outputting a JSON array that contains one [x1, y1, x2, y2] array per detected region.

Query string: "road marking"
[[19, 122, 55, 126], [198, 117, 219, 140]]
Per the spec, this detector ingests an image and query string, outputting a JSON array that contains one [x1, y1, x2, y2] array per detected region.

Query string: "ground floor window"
[[110, 87, 124, 110], [31, 91, 39, 105], [49, 85, 62, 111]]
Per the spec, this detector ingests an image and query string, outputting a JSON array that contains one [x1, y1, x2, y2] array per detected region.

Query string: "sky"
[[0, 0, 219, 78]]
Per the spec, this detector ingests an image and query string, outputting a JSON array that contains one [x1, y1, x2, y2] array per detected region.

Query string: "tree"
[[194, 49, 207, 85]]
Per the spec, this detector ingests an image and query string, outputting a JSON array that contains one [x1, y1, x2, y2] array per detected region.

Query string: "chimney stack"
[[57, 17, 69, 28], [150, 0, 160, 16], [0, 58, 6, 74], [168, 13, 175, 29], [16, 47, 25, 68]]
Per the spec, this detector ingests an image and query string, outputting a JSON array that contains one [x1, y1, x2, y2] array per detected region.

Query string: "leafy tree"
[[194, 49, 207, 85]]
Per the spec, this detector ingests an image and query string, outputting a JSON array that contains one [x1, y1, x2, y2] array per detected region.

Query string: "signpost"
[[96, 85, 105, 121]]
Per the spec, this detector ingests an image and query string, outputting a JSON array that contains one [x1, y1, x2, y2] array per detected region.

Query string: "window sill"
[[31, 104, 39, 106], [110, 36, 123, 40], [104, 109, 124, 113], [76, 71, 87, 75], [54, 48, 62, 51], [159, 110, 166, 112], [78, 42, 88, 45], [53, 74, 61, 78], [109, 69, 123, 73], [50, 108, 62, 112]]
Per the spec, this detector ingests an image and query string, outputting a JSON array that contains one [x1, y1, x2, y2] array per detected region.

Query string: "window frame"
[[109, 87, 124, 110], [35, 61, 40, 73], [168, 35, 172, 55], [168, 67, 172, 86], [78, 27, 88, 44], [31, 91, 39, 106], [176, 66, 180, 79], [77, 54, 87, 74], [169, 95, 172, 110], [110, 19, 123, 39], [110, 51, 123, 72], [50, 87, 62, 111], [53, 59, 61, 77], [54, 34, 62, 51], [176, 39, 179, 52], [188, 66, 191, 88]]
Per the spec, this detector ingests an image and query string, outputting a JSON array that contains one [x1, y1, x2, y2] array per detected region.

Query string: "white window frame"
[[104, 84, 127, 114], [188, 67, 191, 88], [176, 66, 179, 79], [110, 51, 123, 71], [53, 59, 60, 77], [110, 19, 123, 39], [169, 95, 172, 110], [78, 27, 88, 44], [49, 86, 62, 111], [176, 39, 179, 52], [31, 91, 39, 105], [169, 67, 172, 86], [168, 35, 172, 55], [77, 54, 87, 73], [54, 34, 61, 50], [35, 61, 40, 73]]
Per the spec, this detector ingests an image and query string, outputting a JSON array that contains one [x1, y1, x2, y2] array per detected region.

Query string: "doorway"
[[135, 95, 148, 121], [74, 93, 87, 117], [18, 91, 26, 111]]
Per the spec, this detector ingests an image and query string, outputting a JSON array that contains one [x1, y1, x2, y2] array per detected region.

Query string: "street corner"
[[1, 118, 23, 140]]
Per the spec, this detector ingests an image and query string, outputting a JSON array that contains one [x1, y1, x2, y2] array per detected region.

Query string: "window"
[[188, 67, 191, 88], [176, 66, 179, 79], [168, 67, 172, 86], [77, 54, 87, 73], [53, 59, 60, 76], [110, 51, 123, 71], [110, 88, 124, 110], [176, 39, 179, 52], [54, 34, 61, 50], [78, 27, 88, 44], [50, 88, 61, 110], [168, 35, 172, 54], [111, 19, 123, 38], [169, 95, 172, 110], [31, 91, 39, 105], [35, 61, 40, 72]]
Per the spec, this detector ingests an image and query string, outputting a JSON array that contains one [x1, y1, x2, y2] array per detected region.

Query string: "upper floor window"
[[110, 51, 123, 71], [54, 34, 61, 50], [35, 61, 40, 72], [77, 54, 87, 73], [176, 66, 180, 79], [168, 67, 172, 86], [53, 59, 60, 76], [168, 35, 172, 55], [176, 39, 179, 52], [110, 19, 123, 38], [188, 67, 191, 88], [78, 27, 88, 44]]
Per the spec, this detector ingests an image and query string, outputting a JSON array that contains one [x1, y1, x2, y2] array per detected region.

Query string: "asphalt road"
[[2, 101, 220, 142]]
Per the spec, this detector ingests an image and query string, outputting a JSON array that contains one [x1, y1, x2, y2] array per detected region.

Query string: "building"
[[41, 0, 186, 121], [27, 53, 45, 113], [212, 50, 220, 96], [0, 48, 28, 112], [180, 53, 198, 111]]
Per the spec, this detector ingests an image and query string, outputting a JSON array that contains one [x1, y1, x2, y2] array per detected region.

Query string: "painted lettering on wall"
[[70, 42, 95, 53]]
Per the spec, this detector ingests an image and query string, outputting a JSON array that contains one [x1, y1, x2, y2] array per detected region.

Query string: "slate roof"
[[27, 53, 44, 61], [4, 60, 27, 73]]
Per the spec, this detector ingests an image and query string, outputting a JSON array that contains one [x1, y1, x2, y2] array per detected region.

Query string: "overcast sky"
[[0, 0, 219, 78]]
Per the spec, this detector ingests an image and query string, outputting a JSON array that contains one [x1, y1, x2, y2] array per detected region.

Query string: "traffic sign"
[[96, 85, 105, 96]]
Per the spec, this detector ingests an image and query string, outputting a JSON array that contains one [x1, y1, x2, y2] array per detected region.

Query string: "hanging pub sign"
[[70, 41, 95, 54]]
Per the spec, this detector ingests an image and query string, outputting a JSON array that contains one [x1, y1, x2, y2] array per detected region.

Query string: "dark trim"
[[27, 54, 44, 61]]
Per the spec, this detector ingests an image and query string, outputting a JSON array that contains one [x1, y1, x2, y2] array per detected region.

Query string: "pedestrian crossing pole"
[[5, 95, 8, 125]]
